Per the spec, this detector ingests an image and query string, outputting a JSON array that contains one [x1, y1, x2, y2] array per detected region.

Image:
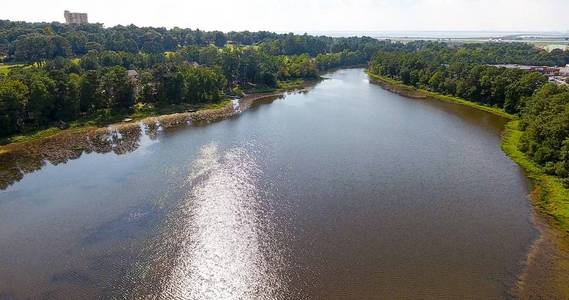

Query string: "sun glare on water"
[[160, 144, 284, 299]]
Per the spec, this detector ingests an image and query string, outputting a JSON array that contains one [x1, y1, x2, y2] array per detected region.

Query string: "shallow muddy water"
[[0, 69, 539, 299]]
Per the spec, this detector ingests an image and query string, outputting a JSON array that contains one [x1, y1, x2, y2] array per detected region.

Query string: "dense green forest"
[[520, 84, 569, 180], [0, 20, 391, 138], [368, 43, 569, 182], [2, 20, 567, 66], [368, 50, 549, 114], [0, 20, 384, 62]]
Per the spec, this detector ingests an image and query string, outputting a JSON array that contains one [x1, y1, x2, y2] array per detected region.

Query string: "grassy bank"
[[368, 71, 569, 234], [502, 121, 569, 233]]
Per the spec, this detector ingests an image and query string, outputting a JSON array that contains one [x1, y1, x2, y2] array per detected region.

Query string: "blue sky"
[[2, 0, 568, 32]]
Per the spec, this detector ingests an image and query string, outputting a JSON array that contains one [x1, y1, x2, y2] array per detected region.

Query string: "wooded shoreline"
[[0, 77, 313, 146], [0, 80, 317, 189]]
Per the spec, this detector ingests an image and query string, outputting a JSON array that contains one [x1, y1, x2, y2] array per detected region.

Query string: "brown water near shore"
[[511, 207, 569, 299], [368, 72, 569, 299], [0, 69, 555, 299]]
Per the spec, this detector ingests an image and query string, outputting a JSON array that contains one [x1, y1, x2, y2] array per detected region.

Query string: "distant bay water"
[[291, 30, 569, 40]]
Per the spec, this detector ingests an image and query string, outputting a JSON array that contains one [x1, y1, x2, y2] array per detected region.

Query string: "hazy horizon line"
[[2, 18, 568, 36]]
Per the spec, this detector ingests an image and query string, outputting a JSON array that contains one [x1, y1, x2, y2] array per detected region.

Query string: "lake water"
[[0, 69, 536, 299]]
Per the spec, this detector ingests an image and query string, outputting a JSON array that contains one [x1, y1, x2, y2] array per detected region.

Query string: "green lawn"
[[0, 64, 11, 75], [0, 63, 25, 75]]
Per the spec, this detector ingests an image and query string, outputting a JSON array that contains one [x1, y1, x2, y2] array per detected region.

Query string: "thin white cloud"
[[0, 0, 567, 32]]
